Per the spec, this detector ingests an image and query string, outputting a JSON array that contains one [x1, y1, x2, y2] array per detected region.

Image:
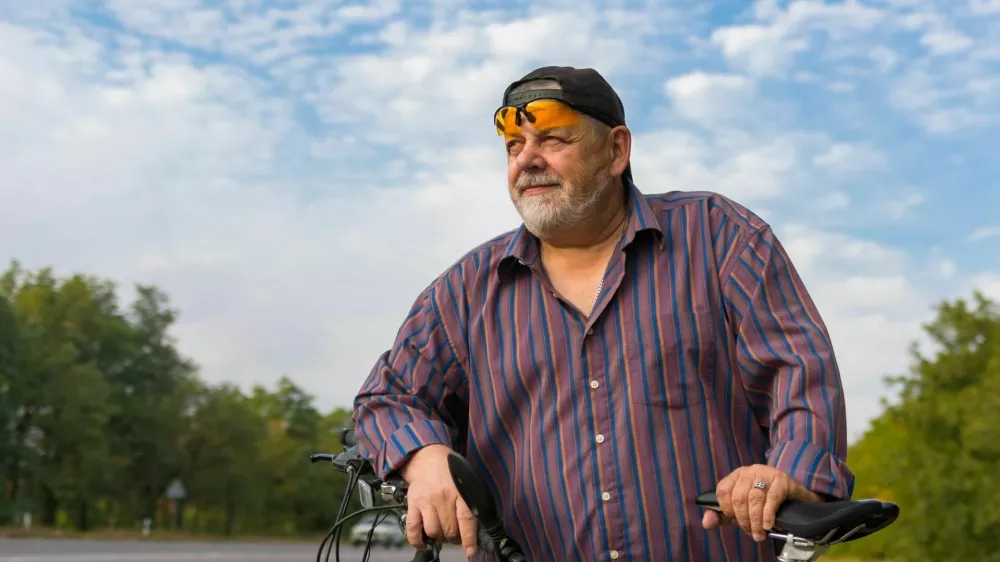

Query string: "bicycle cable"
[[318, 466, 360, 562], [325, 504, 409, 562]]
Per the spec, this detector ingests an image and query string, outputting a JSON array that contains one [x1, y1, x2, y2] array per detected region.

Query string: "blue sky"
[[1, 0, 998, 441]]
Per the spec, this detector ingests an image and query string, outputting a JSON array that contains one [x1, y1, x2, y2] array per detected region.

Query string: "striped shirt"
[[353, 179, 855, 561]]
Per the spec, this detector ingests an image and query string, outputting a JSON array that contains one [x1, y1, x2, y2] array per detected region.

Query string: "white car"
[[348, 514, 407, 548]]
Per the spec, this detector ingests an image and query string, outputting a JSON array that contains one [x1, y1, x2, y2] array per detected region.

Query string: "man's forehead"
[[504, 121, 579, 138]]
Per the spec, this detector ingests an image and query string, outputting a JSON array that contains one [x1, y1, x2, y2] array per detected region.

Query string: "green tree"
[[0, 291, 22, 522], [104, 285, 200, 528], [834, 292, 1000, 562], [4, 268, 121, 529], [182, 383, 267, 535]]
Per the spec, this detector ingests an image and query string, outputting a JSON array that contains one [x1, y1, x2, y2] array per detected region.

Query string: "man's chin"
[[517, 206, 566, 233]]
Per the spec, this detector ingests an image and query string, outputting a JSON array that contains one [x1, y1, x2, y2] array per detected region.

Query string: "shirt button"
[[590, 380, 599, 389], [586, 328, 593, 335], [610, 551, 620, 560], [602, 492, 611, 501], [596, 434, 605, 444]]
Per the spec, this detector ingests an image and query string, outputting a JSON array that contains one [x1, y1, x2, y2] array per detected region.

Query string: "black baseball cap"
[[500, 65, 632, 180]]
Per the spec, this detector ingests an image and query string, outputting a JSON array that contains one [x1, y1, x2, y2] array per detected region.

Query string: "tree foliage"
[[0, 261, 354, 536], [831, 291, 1000, 562]]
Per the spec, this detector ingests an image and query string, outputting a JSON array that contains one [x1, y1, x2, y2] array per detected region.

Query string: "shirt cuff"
[[367, 419, 455, 480], [768, 440, 856, 500]]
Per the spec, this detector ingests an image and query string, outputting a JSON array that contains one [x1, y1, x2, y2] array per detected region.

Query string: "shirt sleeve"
[[352, 282, 469, 480], [723, 225, 856, 500]]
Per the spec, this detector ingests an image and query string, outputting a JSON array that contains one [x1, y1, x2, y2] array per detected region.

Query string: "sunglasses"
[[493, 96, 582, 138]]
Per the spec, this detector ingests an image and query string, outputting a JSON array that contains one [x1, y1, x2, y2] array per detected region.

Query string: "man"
[[352, 65, 854, 561]]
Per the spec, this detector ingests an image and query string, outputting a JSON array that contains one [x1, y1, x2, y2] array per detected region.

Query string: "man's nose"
[[515, 141, 545, 172]]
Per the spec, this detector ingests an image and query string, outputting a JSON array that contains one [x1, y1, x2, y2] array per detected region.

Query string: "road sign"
[[165, 478, 186, 500]]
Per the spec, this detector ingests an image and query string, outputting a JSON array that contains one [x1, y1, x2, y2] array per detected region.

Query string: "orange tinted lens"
[[494, 99, 581, 137]]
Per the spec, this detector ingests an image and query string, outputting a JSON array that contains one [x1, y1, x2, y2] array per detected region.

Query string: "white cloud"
[[971, 273, 1000, 300], [970, 0, 1000, 15], [868, 46, 899, 72], [710, 0, 885, 76], [885, 192, 926, 219], [816, 190, 851, 211], [920, 29, 974, 55], [709, 0, 999, 134], [710, 24, 807, 77], [813, 142, 887, 173], [939, 259, 957, 278], [631, 129, 826, 204], [968, 226, 1000, 242], [664, 71, 756, 123]]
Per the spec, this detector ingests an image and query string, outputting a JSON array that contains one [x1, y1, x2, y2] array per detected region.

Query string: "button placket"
[[584, 313, 623, 562]]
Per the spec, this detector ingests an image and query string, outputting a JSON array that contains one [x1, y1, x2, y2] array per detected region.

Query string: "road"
[[0, 539, 469, 562]]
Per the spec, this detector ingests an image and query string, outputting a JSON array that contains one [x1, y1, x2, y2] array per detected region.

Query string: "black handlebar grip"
[[478, 527, 498, 558]]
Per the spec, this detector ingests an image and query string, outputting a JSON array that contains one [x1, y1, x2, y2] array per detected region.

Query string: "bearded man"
[[351, 65, 855, 561]]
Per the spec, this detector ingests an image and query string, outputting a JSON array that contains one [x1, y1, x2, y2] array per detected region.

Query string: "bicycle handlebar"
[[311, 433, 526, 562]]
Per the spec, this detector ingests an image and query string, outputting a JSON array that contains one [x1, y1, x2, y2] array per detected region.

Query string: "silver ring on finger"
[[752, 480, 767, 492]]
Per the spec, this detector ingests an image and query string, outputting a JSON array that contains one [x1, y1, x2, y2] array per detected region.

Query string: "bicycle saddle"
[[695, 491, 899, 543]]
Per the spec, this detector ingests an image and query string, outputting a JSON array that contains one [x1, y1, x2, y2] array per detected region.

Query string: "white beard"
[[512, 172, 612, 238]]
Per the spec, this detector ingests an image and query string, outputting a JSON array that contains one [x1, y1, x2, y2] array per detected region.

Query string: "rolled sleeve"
[[353, 282, 469, 480], [723, 225, 856, 500], [368, 418, 456, 479], [768, 439, 854, 500]]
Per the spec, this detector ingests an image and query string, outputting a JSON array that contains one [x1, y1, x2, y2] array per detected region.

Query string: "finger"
[[422, 506, 442, 542], [405, 504, 425, 549], [436, 495, 460, 543], [748, 478, 769, 541], [456, 497, 478, 557], [703, 509, 737, 530], [702, 509, 719, 530], [763, 476, 788, 532], [716, 470, 740, 519], [730, 473, 754, 537]]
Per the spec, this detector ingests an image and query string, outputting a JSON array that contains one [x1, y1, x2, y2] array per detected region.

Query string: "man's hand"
[[399, 444, 479, 557], [702, 464, 822, 542]]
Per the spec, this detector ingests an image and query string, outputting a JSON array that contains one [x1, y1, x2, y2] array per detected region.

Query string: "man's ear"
[[609, 126, 631, 177]]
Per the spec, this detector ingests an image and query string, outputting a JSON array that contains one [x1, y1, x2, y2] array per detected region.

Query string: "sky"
[[1, 0, 998, 442]]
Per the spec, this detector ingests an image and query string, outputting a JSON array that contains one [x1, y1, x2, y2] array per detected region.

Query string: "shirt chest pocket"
[[624, 303, 718, 410]]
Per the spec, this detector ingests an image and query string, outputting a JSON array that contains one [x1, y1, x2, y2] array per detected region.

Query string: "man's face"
[[501, 104, 615, 237]]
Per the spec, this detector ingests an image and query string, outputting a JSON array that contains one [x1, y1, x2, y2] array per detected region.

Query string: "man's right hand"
[[399, 444, 479, 557]]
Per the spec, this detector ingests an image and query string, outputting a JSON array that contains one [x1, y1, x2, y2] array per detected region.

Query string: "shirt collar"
[[497, 177, 664, 278]]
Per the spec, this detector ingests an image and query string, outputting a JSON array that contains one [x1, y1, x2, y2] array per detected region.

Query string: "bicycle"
[[311, 429, 899, 562]]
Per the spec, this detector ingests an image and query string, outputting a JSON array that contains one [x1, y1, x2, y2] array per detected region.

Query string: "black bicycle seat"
[[695, 491, 899, 543]]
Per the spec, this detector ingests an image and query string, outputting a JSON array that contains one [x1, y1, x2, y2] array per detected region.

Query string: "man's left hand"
[[701, 464, 822, 542]]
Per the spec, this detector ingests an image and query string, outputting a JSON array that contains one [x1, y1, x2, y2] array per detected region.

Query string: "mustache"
[[515, 173, 562, 190]]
